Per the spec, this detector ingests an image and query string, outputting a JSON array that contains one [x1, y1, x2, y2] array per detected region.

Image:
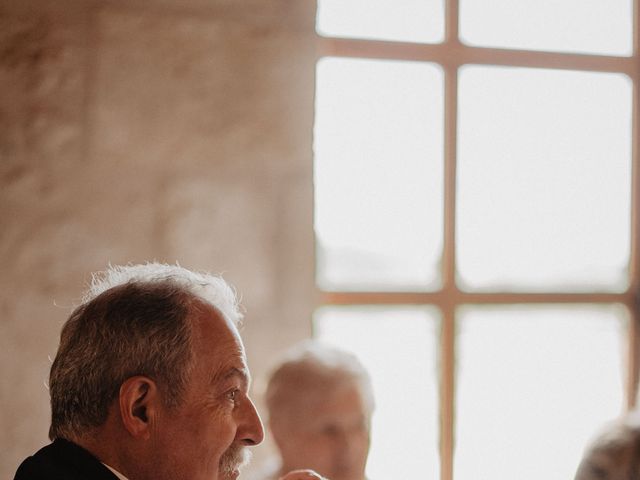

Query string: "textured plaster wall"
[[0, 0, 317, 477]]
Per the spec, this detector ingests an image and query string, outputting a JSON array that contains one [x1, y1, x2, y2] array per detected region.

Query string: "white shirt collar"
[[102, 462, 130, 480]]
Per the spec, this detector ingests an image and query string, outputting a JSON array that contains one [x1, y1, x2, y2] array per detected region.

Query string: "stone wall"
[[0, 0, 317, 477]]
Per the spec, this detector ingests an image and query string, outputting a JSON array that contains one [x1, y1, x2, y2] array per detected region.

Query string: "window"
[[312, 2, 639, 480]]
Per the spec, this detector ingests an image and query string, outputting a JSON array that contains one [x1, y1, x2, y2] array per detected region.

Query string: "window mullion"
[[445, 0, 459, 44], [626, 0, 640, 407], [441, 55, 459, 480], [440, 305, 456, 480]]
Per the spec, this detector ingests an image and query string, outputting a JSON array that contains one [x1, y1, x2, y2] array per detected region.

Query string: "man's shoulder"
[[13, 439, 118, 480]]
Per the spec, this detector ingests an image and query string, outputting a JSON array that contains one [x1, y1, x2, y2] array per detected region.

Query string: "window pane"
[[317, 0, 445, 44], [459, 0, 633, 56], [314, 58, 444, 291], [455, 305, 627, 480], [457, 66, 632, 292], [315, 306, 440, 480]]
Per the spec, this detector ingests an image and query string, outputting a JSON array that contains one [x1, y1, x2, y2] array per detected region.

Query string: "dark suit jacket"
[[13, 438, 119, 480]]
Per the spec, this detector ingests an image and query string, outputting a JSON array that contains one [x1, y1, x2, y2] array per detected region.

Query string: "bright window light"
[[314, 57, 444, 291], [460, 0, 633, 56], [455, 305, 627, 480], [317, 0, 445, 44], [457, 66, 632, 292], [315, 307, 441, 480]]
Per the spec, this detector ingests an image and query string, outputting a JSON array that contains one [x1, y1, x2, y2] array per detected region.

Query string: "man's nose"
[[238, 397, 264, 446]]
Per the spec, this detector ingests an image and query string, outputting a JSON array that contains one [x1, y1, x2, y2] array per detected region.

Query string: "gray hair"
[[575, 412, 640, 480], [265, 341, 374, 426], [48, 263, 242, 440]]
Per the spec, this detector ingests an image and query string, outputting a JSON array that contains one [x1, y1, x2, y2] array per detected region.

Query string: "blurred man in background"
[[254, 341, 374, 480]]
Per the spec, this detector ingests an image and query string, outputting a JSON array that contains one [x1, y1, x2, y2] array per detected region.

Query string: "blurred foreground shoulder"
[[575, 412, 640, 480]]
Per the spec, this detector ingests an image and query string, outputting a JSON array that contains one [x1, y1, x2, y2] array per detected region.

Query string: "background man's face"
[[151, 305, 264, 480], [275, 383, 371, 480]]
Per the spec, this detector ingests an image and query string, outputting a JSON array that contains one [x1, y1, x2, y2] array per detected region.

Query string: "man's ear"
[[119, 376, 159, 439]]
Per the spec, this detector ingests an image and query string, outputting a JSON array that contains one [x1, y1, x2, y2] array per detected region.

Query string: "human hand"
[[279, 469, 326, 480]]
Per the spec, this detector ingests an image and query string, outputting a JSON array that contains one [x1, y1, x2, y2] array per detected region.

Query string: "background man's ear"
[[119, 376, 159, 439]]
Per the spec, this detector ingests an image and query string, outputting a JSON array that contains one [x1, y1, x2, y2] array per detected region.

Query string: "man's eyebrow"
[[211, 366, 250, 386]]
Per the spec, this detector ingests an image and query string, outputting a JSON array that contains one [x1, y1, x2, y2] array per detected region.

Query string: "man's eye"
[[322, 425, 340, 436], [226, 389, 239, 402]]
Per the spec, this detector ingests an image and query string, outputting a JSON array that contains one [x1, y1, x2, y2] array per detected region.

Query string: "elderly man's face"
[[275, 383, 371, 480], [151, 304, 264, 480]]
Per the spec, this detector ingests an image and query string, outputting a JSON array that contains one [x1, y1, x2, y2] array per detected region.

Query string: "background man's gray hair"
[[48, 262, 241, 441], [265, 341, 374, 426], [575, 412, 640, 480]]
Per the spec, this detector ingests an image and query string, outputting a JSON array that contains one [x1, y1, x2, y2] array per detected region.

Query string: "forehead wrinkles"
[[210, 366, 251, 390]]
